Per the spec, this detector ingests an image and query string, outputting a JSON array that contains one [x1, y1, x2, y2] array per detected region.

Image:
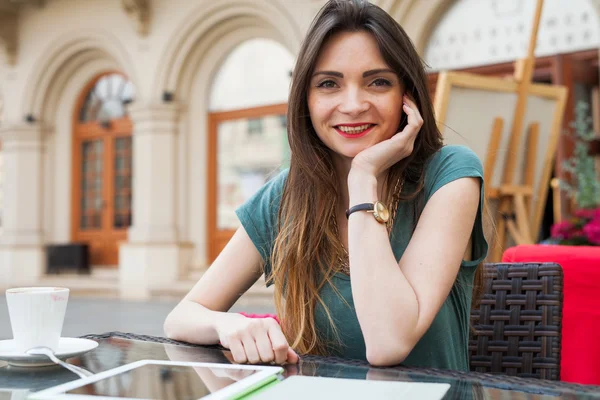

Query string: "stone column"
[[0, 123, 45, 287], [119, 103, 192, 299]]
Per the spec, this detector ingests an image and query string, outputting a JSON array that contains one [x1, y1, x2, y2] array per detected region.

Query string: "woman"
[[164, 0, 488, 370]]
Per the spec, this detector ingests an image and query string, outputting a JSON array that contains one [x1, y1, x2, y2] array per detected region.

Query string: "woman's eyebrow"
[[311, 69, 396, 78], [312, 70, 343, 78], [363, 68, 395, 77]]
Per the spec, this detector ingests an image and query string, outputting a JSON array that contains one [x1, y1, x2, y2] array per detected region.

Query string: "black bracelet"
[[345, 203, 374, 219]]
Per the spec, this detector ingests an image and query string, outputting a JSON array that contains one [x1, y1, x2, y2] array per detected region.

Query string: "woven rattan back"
[[469, 262, 563, 380]]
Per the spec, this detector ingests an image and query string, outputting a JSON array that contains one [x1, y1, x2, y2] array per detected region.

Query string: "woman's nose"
[[337, 87, 369, 116]]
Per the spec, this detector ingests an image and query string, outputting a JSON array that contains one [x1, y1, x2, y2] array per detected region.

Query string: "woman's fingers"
[[267, 322, 292, 365], [286, 347, 300, 364], [228, 338, 247, 364], [402, 95, 423, 130], [391, 95, 421, 154], [241, 334, 261, 364], [255, 333, 276, 364], [224, 318, 296, 365]]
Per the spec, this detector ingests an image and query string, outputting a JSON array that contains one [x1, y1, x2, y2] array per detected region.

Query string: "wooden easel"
[[432, 0, 567, 262], [488, 0, 546, 261], [487, 121, 541, 259]]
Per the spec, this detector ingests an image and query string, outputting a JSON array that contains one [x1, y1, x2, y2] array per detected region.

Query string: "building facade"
[[0, 0, 598, 299]]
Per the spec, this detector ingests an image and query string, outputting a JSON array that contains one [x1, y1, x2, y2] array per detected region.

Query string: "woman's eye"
[[316, 80, 337, 88], [371, 78, 392, 87]]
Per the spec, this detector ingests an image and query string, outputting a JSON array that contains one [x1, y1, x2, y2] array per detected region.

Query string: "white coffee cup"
[[5, 287, 70, 354]]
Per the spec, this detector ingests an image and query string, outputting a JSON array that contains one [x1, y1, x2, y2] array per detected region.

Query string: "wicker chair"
[[469, 262, 563, 380]]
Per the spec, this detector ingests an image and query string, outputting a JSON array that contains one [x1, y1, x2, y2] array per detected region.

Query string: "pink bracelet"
[[239, 312, 280, 325]]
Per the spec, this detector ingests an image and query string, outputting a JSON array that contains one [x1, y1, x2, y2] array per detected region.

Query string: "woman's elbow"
[[163, 309, 180, 340], [366, 343, 411, 367]]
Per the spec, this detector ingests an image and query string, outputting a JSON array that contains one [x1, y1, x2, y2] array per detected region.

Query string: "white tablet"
[[29, 360, 283, 400]]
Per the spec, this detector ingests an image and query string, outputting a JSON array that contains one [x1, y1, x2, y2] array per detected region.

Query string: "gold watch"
[[345, 201, 390, 223]]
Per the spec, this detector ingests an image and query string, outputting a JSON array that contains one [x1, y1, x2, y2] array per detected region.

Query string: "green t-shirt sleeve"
[[424, 145, 489, 267], [235, 169, 289, 286]]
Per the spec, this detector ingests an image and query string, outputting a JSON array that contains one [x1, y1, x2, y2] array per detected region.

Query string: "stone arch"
[[384, 0, 454, 56], [154, 0, 302, 101], [17, 31, 137, 245], [149, 1, 301, 266], [183, 24, 295, 265], [21, 30, 138, 121]]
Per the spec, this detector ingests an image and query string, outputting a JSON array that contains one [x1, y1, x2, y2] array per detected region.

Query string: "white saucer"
[[0, 337, 98, 367]]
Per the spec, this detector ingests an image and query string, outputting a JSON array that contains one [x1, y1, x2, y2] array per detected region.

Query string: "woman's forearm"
[[163, 299, 245, 345], [347, 172, 420, 365]]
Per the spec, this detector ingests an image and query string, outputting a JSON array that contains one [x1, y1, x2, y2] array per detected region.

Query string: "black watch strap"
[[345, 203, 374, 219]]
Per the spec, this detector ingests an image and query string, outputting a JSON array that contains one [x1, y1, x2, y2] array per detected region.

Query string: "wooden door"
[[72, 73, 134, 266], [207, 104, 289, 263]]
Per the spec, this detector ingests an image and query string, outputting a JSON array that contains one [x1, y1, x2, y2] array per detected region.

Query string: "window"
[[247, 118, 264, 136], [207, 39, 294, 261], [209, 39, 294, 112], [79, 74, 135, 123]]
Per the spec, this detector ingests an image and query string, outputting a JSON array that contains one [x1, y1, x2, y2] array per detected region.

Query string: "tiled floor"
[[0, 296, 275, 340]]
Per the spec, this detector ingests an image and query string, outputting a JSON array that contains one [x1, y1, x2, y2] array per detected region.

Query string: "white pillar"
[[119, 103, 192, 299], [0, 123, 45, 287]]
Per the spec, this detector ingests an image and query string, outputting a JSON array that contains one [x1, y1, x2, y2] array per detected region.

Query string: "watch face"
[[374, 201, 390, 222]]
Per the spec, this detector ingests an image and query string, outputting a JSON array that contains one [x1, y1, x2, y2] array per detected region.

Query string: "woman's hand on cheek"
[[350, 95, 423, 179]]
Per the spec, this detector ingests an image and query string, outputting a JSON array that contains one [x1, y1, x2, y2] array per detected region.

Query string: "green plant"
[[560, 101, 600, 209]]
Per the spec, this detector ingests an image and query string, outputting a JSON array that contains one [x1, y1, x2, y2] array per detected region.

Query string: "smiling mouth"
[[335, 124, 375, 135]]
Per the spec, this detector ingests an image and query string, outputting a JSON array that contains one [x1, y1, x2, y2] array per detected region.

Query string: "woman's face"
[[307, 30, 404, 160]]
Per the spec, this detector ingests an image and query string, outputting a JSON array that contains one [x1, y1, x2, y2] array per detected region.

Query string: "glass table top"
[[1, 334, 599, 399]]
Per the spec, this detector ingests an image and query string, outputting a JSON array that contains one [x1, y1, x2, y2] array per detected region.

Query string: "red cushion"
[[502, 245, 600, 385]]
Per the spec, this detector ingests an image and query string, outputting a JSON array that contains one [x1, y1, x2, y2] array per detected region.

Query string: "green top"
[[235, 145, 488, 371]]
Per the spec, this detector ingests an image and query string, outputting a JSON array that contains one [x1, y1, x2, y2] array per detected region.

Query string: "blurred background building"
[[0, 0, 598, 300]]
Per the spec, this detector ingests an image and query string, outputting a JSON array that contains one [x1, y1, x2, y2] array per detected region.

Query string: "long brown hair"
[[270, 0, 483, 355]]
